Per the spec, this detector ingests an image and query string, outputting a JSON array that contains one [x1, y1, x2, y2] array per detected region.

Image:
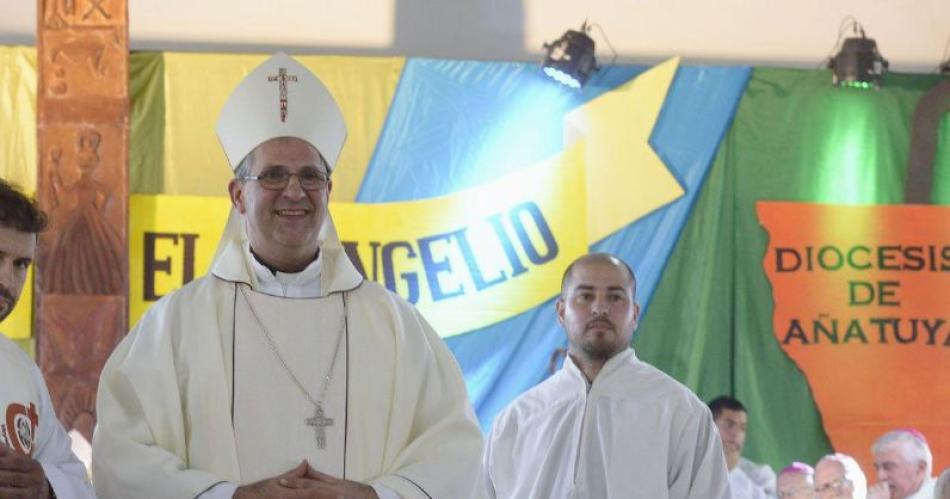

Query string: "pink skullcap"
[[781, 462, 815, 475], [898, 428, 928, 444]]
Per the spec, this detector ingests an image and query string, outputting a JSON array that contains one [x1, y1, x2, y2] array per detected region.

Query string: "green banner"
[[636, 67, 949, 470]]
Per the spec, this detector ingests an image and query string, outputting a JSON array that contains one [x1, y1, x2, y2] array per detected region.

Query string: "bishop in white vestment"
[[92, 52, 483, 499]]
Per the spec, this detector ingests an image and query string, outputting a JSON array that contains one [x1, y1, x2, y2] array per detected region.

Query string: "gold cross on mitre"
[[267, 67, 298, 122]]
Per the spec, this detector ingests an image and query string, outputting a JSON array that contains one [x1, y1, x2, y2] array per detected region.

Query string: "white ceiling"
[[1, 0, 947, 72]]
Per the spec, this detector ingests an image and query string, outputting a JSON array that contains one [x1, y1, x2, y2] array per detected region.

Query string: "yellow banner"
[[7, 57, 684, 339], [132, 144, 586, 336], [0, 46, 36, 339], [0, 46, 37, 193], [162, 52, 404, 202], [127, 58, 682, 337]]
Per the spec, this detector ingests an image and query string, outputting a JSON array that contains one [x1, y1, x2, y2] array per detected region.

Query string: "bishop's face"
[[229, 137, 332, 272]]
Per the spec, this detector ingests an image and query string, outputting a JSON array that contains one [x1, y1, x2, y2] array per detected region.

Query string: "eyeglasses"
[[241, 168, 330, 191], [816, 476, 850, 495], [778, 486, 816, 498]]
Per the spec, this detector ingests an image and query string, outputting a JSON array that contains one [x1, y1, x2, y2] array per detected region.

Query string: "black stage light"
[[542, 21, 598, 89], [828, 21, 888, 89]]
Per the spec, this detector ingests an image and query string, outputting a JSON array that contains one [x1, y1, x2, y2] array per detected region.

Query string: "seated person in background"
[[708, 395, 776, 498], [777, 462, 817, 499], [872, 429, 937, 499], [814, 452, 889, 499], [933, 468, 949, 499]]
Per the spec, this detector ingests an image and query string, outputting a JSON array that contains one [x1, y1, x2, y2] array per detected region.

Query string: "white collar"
[[563, 348, 637, 390], [247, 243, 322, 298]]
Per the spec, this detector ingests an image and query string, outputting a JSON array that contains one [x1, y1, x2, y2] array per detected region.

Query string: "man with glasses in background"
[[814, 453, 889, 499]]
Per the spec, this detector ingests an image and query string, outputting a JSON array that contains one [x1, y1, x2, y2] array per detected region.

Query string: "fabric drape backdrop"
[[1, 46, 947, 473], [639, 67, 949, 470]]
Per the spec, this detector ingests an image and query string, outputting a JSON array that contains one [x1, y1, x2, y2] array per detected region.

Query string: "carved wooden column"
[[35, 0, 129, 445]]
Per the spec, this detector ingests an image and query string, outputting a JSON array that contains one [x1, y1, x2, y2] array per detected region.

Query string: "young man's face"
[[557, 259, 639, 363], [0, 225, 36, 322], [713, 408, 747, 465]]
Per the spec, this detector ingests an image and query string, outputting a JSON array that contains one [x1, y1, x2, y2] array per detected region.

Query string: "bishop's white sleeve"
[[363, 307, 484, 499], [92, 323, 232, 499], [30, 363, 96, 499], [668, 409, 732, 499], [371, 484, 401, 499], [197, 481, 237, 498]]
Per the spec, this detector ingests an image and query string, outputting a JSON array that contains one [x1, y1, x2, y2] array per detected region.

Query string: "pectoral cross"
[[267, 67, 298, 122], [305, 403, 334, 450]]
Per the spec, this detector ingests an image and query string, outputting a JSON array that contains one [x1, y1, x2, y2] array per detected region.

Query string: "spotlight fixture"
[[827, 20, 888, 89], [542, 21, 599, 89]]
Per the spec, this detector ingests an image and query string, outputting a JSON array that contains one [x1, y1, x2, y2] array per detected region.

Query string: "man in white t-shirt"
[[0, 179, 96, 498]]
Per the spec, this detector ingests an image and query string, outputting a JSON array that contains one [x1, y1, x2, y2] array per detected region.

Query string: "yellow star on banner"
[[565, 57, 684, 244]]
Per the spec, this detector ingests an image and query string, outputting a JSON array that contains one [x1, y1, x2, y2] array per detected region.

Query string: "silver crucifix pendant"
[[305, 403, 334, 450]]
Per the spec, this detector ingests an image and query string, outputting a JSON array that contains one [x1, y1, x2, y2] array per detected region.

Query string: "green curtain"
[[635, 67, 948, 470], [129, 51, 164, 194]]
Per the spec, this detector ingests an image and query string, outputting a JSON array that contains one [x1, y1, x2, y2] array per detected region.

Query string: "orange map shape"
[[757, 201, 950, 477]]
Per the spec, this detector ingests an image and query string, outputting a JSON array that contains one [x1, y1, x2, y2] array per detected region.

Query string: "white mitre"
[[212, 52, 348, 267], [216, 51, 347, 170]]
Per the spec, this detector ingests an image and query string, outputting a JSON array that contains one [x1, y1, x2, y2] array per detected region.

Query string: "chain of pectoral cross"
[[240, 286, 346, 449]]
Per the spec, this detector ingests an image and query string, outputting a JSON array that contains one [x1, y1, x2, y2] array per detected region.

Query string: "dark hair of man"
[[559, 252, 637, 300], [708, 395, 746, 419], [0, 179, 48, 233]]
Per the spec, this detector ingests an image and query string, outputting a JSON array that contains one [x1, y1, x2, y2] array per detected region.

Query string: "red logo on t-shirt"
[[3, 402, 39, 456]]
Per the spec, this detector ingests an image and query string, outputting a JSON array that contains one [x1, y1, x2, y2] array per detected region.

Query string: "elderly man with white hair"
[[872, 429, 937, 499]]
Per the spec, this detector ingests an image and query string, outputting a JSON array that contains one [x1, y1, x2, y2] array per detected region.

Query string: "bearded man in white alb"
[[479, 252, 731, 498], [92, 53, 483, 499]]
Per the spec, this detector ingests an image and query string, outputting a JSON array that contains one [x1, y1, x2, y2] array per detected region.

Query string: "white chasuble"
[[93, 218, 484, 499], [233, 287, 347, 483]]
